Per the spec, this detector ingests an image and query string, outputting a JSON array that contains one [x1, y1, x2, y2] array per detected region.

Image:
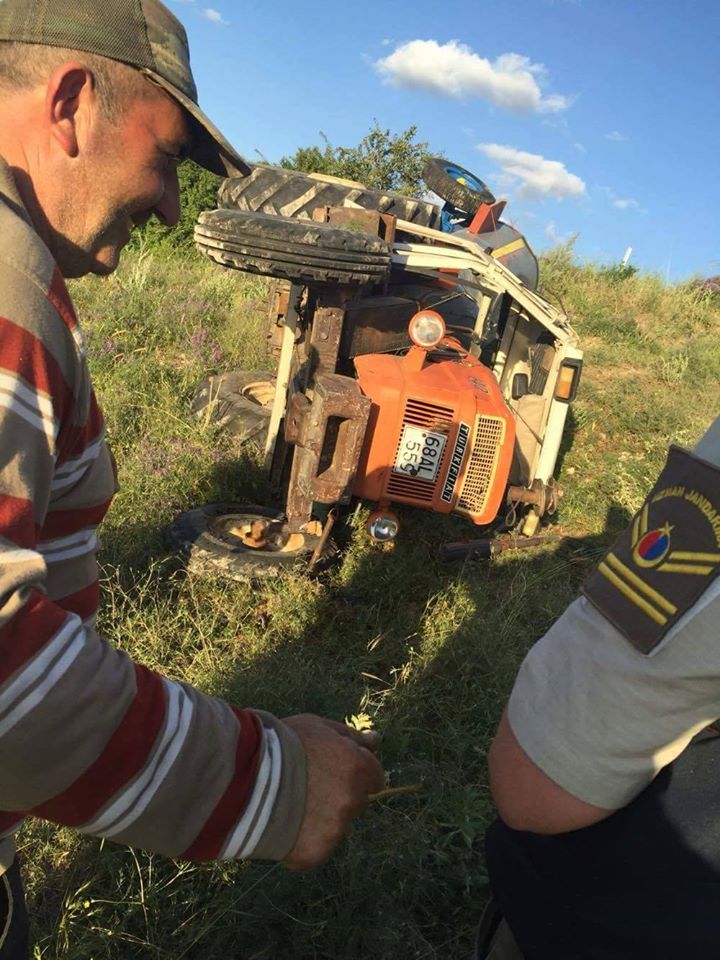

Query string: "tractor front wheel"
[[423, 158, 496, 214], [195, 209, 392, 286], [166, 504, 334, 581]]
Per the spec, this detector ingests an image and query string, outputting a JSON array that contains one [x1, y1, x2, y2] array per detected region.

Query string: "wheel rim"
[[208, 513, 319, 557], [241, 381, 276, 407], [444, 163, 487, 194]]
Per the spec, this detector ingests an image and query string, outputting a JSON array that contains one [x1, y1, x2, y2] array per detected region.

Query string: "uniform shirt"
[[0, 158, 305, 873], [508, 418, 720, 810]]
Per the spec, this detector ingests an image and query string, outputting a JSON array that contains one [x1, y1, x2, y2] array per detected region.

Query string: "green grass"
[[20, 248, 720, 959]]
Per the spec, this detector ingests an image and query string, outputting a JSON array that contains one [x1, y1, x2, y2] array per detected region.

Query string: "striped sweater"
[[0, 158, 305, 874]]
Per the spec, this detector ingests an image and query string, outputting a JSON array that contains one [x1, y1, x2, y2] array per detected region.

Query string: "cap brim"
[[142, 69, 251, 178]]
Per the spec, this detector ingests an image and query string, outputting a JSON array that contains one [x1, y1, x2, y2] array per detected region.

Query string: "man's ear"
[[45, 63, 97, 159]]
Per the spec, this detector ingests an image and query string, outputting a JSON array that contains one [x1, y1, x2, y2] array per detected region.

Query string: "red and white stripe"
[[80, 679, 195, 838], [51, 435, 105, 493], [0, 369, 57, 447], [38, 528, 99, 565], [0, 614, 86, 739], [221, 726, 282, 859]]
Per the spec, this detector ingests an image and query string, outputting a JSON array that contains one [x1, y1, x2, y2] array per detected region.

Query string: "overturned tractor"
[[169, 159, 582, 579]]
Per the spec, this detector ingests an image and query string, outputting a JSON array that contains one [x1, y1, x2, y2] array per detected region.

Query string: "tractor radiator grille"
[[386, 399, 455, 503], [456, 416, 506, 517], [402, 398, 455, 428]]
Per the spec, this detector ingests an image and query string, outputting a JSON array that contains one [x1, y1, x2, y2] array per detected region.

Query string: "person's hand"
[[281, 714, 384, 870]]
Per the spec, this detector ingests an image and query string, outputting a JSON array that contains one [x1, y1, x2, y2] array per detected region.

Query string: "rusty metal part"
[[221, 515, 313, 554], [286, 374, 371, 531], [312, 206, 398, 245], [324, 207, 382, 235], [284, 392, 311, 445], [439, 535, 560, 562], [339, 296, 417, 358], [266, 280, 291, 355], [507, 478, 562, 517], [309, 301, 345, 377], [308, 508, 338, 571], [235, 519, 269, 549]]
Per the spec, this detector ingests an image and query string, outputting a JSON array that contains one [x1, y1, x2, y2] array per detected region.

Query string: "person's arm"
[[488, 565, 720, 835], [0, 290, 382, 866], [488, 421, 720, 833], [488, 708, 611, 834]]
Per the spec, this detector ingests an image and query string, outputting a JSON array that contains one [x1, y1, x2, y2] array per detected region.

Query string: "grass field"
[[21, 245, 720, 959]]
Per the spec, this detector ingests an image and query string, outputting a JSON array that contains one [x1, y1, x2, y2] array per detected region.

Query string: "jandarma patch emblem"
[[633, 522, 673, 568], [583, 445, 720, 654]]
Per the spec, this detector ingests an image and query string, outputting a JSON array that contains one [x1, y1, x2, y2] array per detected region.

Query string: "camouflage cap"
[[0, 0, 250, 177]]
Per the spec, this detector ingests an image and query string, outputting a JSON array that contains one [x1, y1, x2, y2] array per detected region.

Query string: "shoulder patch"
[[583, 445, 720, 655]]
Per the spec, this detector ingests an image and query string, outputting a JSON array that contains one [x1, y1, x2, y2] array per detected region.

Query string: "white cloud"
[[479, 143, 586, 201], [374, 40, 571, 113], [203, 7, 228, 24], [574, 142, 587, 153], [597, 185, 646, 214], [605, 130, 627, 142], [613, 198, 643, 211]]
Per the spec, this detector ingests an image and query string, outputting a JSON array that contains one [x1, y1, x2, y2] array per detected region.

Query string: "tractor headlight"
[[367, 511, 400, 543], [408, 310, 446, 349]]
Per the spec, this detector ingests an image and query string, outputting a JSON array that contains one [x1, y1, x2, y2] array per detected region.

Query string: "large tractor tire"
[[218, 164, 442, 228], [423, 158, 496, 214], [195, 209, 391, 285]]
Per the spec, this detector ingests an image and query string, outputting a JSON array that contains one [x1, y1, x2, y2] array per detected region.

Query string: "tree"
[[280, 122, 434, 197]]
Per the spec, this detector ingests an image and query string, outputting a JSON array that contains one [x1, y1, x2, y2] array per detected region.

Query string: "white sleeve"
[[508, 582, 720, 809]]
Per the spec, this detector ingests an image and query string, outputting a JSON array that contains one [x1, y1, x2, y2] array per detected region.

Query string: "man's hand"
[[282, 714, 385, 870]]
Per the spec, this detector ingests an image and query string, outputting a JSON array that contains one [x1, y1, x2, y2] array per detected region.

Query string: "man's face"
[[58, 84, 190, 277]]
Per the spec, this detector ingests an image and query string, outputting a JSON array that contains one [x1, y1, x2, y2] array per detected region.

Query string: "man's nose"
[[153, 169, 182, 227]]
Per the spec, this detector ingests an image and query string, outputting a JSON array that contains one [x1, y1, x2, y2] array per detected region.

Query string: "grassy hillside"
[[22, 248, 720, 959]]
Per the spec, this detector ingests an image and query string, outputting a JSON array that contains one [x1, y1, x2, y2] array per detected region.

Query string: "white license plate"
[[393, 426, 447, 482]]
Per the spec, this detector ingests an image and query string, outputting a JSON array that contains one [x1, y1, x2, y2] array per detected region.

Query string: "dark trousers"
[[0, 860, 28, 960], [485, 732, 720, 959]]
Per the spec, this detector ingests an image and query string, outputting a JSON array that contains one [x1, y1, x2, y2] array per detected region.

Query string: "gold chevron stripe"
[[640, 503, 649, 537], [598, 562, 668, 626], [606, 553, 677, 614], [669, 551, 720, 563], [660, 563, 713, 575], [632, 513, 641, 545]]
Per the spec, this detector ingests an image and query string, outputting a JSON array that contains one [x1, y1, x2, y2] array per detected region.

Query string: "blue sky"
[[172, 0, 719, 280]]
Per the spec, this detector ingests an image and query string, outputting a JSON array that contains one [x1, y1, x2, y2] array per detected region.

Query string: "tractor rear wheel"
[[219, 164, 441, 228]]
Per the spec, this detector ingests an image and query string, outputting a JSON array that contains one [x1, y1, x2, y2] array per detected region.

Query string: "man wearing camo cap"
[[0, 2, 383, 954]]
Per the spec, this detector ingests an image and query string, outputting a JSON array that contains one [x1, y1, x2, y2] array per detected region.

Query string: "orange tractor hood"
[[353, 345, 516, 525]]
